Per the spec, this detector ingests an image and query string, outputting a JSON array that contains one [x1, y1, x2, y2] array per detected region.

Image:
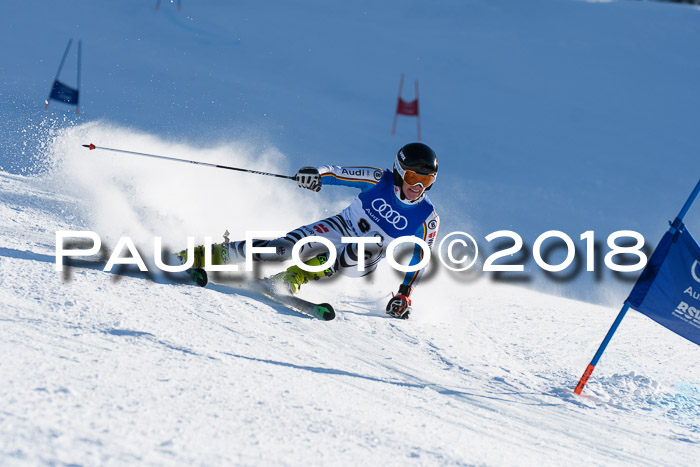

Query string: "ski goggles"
[[394, 161, 436, 188]]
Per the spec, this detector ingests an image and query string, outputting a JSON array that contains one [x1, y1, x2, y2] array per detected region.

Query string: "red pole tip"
[[574, 364, 595, 395], [82, 143, 96, 150]]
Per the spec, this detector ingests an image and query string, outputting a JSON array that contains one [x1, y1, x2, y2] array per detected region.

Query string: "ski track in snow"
[[1, 169, 698, 465]]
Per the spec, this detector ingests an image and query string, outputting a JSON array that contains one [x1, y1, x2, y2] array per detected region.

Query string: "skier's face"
[[402, 180, 425, 201]]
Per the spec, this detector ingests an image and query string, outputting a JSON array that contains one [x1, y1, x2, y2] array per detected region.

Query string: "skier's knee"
[[335, 240, 382, 278], [236, 237, 295, 262]]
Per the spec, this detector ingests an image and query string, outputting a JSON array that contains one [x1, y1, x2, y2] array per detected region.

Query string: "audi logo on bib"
[[371, 199, 408, 230], [692, 260, 700, 284]]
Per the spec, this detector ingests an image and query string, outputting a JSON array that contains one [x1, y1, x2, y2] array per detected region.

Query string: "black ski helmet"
[[393, 142, 438, 191]]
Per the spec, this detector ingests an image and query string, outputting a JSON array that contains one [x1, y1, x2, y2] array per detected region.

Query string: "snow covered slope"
[[1, 0, 699, 464], [2, 152, 699, 464]]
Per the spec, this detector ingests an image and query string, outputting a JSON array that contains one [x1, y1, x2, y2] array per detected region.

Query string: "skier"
[[180, 142, 439, 319]]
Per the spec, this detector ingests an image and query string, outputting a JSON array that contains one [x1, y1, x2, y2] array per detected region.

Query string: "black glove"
[[295, 167, 321, 192], [386, 293, 411, 319]]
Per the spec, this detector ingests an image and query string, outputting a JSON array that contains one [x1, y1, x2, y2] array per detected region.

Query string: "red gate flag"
[[391, 73, 421, 140], [396, 97, 418, 116]]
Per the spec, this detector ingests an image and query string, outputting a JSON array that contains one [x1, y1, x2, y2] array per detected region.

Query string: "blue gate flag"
[[49, 80, 79, 105], [627, 227, 700, 346], [45, 39, 81, 112], [574, 179, 700, 395]]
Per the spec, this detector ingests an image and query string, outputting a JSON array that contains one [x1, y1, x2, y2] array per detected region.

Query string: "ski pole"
[[82, 143, 296, 180]]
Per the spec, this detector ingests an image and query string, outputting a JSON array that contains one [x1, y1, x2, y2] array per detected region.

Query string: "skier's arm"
[[401, 211, 439, 293], [295, 166, 383, 192], [318, 165, 384, 192], [386, 211, 440, 319]]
